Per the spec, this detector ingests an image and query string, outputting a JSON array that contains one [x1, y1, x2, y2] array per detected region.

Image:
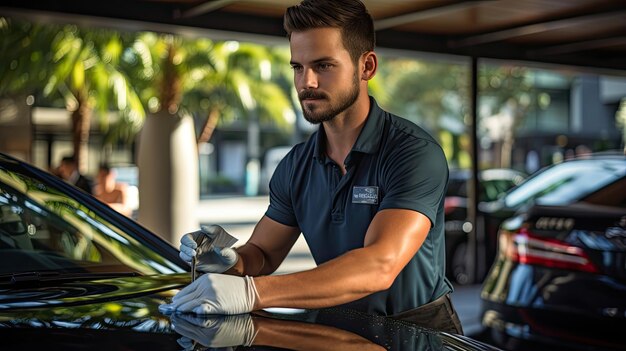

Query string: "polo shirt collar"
[[351, 96, 384, 155], [313, 96, 384, 164]]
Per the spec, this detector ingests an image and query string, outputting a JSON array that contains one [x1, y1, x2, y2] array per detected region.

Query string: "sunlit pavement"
[[196, 195, 317, 274], [451, 284, 484, 337], [197, 196, 485, 337]]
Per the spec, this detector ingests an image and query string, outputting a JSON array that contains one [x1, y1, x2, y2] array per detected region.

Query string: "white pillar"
[[137, 111, 199, 245]]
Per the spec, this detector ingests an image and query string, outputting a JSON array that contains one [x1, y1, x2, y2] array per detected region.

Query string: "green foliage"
[[0, 18, 146, 149], [0, 17, 57, 97], [617, 98, 626, 152], [375, 58, 468, 135], [5, 16, 547, 167], [1, 17, 295, 148], [127, 35, 295, 139]]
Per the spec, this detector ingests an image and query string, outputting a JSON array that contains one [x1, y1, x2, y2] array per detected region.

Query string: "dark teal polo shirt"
[[265, 97, 452, 316]]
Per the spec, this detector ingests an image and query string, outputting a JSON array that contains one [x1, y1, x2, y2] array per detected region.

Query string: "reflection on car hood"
[[0, 273, 187, 350], [0, 273, 188, 310], [0, 273, 499, 351]]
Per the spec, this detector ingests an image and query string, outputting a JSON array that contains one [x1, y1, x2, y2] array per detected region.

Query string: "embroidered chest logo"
[[352, 186, 379, 205]]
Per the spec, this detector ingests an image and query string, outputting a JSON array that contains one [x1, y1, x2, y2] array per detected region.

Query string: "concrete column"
[[137, 111, 199, 245]]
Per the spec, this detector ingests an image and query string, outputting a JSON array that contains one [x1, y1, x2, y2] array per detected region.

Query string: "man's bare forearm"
[[228, 242, 270, 276], [253, 246, 397, 310], [227, 216, 301, 277]]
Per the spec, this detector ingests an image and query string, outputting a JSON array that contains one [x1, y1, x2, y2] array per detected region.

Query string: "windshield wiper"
[[0, 271, 139, 286]]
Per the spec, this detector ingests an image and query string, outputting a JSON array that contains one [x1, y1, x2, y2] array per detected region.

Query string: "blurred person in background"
[[94, 163, 132, 217], [56, 155, 93, 195]]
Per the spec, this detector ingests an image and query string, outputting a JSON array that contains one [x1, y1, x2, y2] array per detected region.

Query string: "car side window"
[[0, 187, 102, 265], [0, 204, 29, 250], [582, 177, 626, 208], [481, 179, 516, 202], [505, 160, 626, 208], [0, 167, 183, 276]]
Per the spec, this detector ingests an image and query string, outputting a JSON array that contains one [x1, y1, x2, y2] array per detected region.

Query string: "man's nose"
[[300, 68, 318, 89]]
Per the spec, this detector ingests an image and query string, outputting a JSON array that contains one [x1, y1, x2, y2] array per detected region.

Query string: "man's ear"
[[361, 51, 377, 81]]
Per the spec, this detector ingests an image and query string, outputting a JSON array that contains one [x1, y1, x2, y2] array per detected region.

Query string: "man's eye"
[[318, 63, 332, 70], [291, 65, 303, 72]]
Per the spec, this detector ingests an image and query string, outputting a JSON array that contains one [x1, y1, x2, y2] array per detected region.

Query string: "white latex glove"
[[179, 225, 238, 273], [171, 313, 257, 349], [159, 273, 258, 315]]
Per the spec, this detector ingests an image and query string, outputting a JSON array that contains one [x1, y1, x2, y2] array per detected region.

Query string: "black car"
[[455, 154, 626, 284], [445, 168, 526, 284], [0, 152, 500, 351], [479, 155, 626, 350]]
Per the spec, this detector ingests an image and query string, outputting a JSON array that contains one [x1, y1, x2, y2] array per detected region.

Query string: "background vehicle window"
[[582, 177, 626, 208], [504, 160, 626, 208], [481, 179, 517, 202]]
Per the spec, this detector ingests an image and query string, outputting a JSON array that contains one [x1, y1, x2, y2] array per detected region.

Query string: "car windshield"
[[0, 163, 184, 277], [504, 158, 626, 208]]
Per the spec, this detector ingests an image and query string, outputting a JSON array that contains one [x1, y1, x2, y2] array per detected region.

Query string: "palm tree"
[[123, 33, 201, 242], [1, 18, 144, 170], [128, 33, 295, 243], [477, 65, 533, 168], [174, 41, 295, 146], [186, 42, 295, 196], [43, 26, 145, 170], [0, 18, 58, 162], [0, 18, 56, 98]]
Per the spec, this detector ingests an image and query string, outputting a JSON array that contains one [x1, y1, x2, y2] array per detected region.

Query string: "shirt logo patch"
[[352, 186, 379, 205]]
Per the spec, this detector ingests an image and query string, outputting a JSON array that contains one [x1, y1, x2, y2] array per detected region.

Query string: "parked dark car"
[[445, 168, 526, 284], [0, 152, 500, 351], [479, 153, 626, 350]]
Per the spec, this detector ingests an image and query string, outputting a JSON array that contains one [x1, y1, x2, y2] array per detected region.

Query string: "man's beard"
[[299, 73, 360, 124]]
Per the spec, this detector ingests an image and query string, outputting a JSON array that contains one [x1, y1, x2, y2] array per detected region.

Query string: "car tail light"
[[504, 227, 599, 273]]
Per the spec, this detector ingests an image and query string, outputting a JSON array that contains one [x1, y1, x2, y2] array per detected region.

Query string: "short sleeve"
[[378, 138, 448, 226], [265, 152, 299, 227]]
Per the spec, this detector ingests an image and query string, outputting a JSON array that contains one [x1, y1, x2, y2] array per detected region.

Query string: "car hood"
[[0, 273, 188, 311], [0, 273, 187, 350], [0, 273, 499, 351]]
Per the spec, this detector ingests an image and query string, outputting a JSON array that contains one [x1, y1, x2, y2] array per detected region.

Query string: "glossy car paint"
[[0, 275, 500, 351], [0, 274, 188, 350], [481, 203, 626, 350]]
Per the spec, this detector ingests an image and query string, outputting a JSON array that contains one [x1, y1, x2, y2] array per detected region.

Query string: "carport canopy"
[[1, 0, 625, 71]]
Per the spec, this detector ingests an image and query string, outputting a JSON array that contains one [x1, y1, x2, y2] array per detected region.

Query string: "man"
[[163, 0, 462, 334], [57, 155, 93, 195], [94, 164, 132, 217]]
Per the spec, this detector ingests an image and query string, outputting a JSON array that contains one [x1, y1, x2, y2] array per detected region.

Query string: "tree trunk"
[[71, 89, 92, 173], [137, 110, 199, 245], [501, 133, 514, 168], [161, 41, 181, 114], [197, 108, 220, 145]]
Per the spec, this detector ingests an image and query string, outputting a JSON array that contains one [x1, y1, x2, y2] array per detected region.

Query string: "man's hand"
[[179, 225, 238, 273], [171, 313, 257, 349], [160, 274, 258, 315]]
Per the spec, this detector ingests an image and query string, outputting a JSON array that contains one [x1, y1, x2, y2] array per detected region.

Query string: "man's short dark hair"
[[284, 0, 375, 64], [61, 155, 77, 165], [99, 163, 111, 173]]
